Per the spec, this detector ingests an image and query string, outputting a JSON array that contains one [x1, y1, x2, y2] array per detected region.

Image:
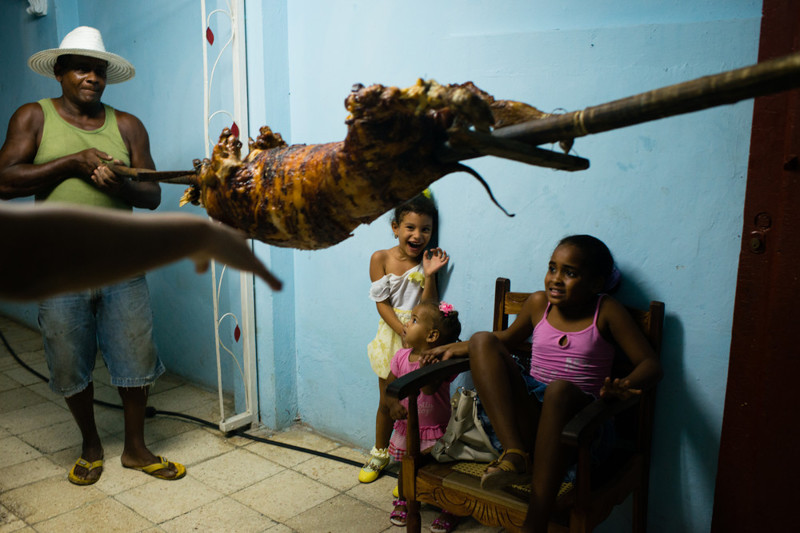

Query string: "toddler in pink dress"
[[386, 301, 461, 533]]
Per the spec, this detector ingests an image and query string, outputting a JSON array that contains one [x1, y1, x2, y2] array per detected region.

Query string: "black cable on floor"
[[0, 327, 392, 476]]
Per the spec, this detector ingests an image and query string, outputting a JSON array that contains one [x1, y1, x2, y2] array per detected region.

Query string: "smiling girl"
[[360, 192, 450, 483]]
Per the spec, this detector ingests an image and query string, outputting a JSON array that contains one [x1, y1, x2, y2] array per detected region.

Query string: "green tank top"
[[34, 98, 131, 210]]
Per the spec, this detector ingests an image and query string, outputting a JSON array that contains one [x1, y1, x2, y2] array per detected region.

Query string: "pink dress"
[[388, 348, 455, 460]]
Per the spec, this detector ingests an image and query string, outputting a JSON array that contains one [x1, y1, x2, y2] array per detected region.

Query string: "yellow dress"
[[366, 264, 425, 378]]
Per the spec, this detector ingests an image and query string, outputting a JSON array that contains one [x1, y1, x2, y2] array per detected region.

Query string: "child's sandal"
[[359, 446, 390, 483], [430, 510, 460, 533], [390, 499, 408, 526], [480, 448, 530, 490]]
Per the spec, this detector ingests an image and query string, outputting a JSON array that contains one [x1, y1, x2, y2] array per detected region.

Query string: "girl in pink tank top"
[[529, 296, 617, 397], [423, 235, 663, 533]]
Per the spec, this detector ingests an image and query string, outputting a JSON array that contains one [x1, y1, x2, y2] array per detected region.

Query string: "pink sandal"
[[430, 510, 460, 533], [390, 499, 407, 526]]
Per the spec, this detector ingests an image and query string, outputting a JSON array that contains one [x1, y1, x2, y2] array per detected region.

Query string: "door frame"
[[711, 1, 800, 531]]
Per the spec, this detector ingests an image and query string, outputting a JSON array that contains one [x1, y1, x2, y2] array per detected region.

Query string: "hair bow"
[[439, 301, 454, 316]]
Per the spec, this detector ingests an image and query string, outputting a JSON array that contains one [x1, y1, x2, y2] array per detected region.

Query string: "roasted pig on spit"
[[180, 79, 547, 250], [175, 52, 800, 250]]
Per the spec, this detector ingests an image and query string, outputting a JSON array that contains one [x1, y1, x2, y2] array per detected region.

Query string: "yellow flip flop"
[[68, 457, 104, 486], [124, 456, 186, 480]]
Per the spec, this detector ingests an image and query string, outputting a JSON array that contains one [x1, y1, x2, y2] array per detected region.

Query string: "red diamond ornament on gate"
[[234, 325, 241, 342], [206, 27, 214, 45]]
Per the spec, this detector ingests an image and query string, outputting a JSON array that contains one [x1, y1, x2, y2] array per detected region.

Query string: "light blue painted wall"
[[283, 2, 761, 533], [0, 1, 764, 531]]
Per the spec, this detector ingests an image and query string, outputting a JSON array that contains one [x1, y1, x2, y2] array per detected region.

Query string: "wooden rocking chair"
[[386, 277, 664, 533]]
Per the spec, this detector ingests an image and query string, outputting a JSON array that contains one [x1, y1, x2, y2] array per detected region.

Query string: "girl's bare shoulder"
[[369, 248, 390, 279], [523, 291, 549, 320], [597, 295, 634, 330], [370, 248, 390, 263], [526, 290, 548, 307]]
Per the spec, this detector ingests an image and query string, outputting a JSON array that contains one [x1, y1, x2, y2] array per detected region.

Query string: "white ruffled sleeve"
[[369, 275, 391, 302]]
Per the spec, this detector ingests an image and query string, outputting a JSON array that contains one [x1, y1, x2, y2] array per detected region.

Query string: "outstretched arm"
[[0, 204, 281, 301], [420, 291, 541, 364]]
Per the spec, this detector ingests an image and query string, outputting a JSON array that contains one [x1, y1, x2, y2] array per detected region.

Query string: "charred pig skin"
[[181, 79, 546, 249]]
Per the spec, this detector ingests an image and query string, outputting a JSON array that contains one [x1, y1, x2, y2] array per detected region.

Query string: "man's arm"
[[0, 103, 126, 199], [0, 204, 282, 301], [0, 103, 101, 198]]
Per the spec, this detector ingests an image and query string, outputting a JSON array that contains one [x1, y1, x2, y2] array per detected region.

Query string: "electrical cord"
[[0, 327, 393, 476]]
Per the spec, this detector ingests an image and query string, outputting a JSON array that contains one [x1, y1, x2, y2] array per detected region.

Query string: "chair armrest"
[[386, 358, 471, 400], [560, 394, 641, 447]]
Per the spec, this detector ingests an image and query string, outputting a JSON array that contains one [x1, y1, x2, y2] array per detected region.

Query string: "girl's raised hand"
[[423, 247, 449, 276], [599, 377, 642, 400]]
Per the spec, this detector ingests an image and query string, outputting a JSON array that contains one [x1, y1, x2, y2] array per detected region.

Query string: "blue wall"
[[0, 1, 764, 531]]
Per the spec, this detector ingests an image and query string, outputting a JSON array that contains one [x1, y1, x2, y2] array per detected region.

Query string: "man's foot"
[[358, 446, 390, 483], [121, 450, 185, 480], [68, 457, 104, 485]]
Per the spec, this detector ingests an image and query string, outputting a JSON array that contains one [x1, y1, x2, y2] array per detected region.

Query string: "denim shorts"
[[476, 373, 549, 453], [38, 276, 164, 397]]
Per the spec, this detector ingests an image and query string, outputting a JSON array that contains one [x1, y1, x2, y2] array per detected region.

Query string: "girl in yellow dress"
[[360, 192, 450, 483]]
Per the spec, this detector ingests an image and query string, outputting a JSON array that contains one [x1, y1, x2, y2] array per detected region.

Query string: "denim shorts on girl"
[[475, 355, 615, 483], [38, 276, 164, 397]]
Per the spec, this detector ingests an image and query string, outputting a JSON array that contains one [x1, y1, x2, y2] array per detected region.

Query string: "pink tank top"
[[530, 296, 616, 397]]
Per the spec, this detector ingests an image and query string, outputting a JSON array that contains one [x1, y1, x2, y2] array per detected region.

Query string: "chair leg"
[[632, 486, 649, 533], [568, 510, 590, 533], [406, 499, 421, 533]]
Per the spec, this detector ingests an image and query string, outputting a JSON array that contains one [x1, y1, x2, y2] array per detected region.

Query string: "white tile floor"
[[0, 315, 503, 532]]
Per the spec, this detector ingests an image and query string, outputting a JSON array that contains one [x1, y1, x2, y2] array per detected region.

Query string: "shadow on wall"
[[648, 314, 720, 530], [603, 271, 719, 530]]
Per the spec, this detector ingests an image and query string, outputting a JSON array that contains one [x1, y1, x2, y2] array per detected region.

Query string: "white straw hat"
[[28, 26, 135, 84]]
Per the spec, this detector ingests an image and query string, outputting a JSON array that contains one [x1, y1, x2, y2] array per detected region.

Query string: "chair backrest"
[[493, 276, 665, 357], [492, 277, 534, 364]]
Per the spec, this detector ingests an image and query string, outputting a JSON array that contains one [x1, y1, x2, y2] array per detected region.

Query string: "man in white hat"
[[0, 26, 185, 484]]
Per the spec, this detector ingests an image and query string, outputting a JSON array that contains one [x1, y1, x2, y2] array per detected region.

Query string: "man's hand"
[[189, 220, 282, 291], [73, 148, 113, 178], [92, 160, 128, 194]]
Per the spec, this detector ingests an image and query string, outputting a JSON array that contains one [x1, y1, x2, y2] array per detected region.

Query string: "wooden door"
[[711, 1, 800, 531]]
